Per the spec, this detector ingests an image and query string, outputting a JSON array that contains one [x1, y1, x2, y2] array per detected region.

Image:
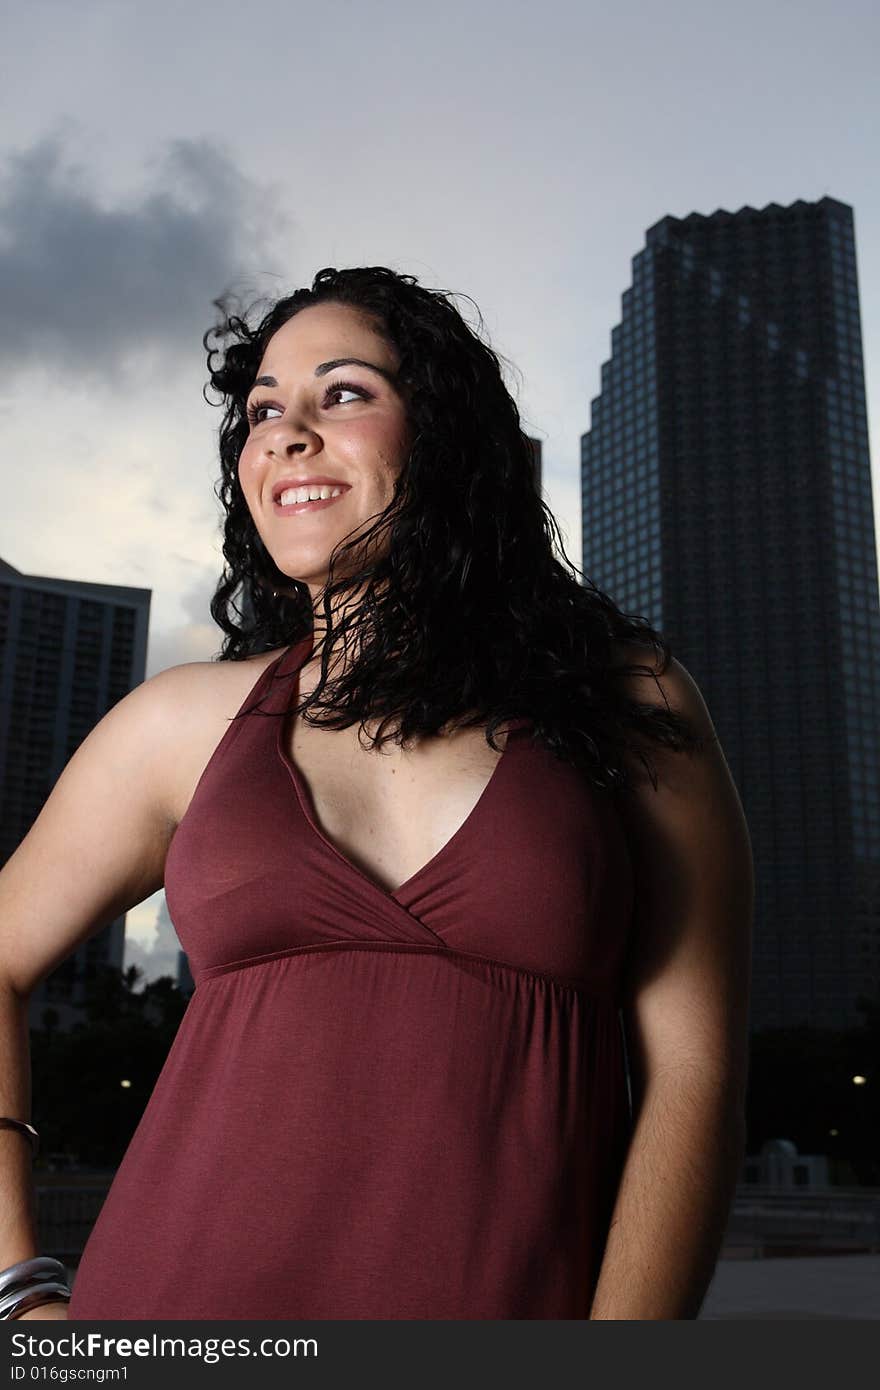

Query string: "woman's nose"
[[263, 420, 317, 457]]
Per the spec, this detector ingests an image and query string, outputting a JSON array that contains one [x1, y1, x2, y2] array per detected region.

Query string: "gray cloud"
[[0, 134, 289, 381], [145, 569, 225, 678]]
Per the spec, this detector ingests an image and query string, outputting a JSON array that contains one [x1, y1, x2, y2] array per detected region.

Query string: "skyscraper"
[[581, 196, 879, 1032], [0, 557, 151, 1030]]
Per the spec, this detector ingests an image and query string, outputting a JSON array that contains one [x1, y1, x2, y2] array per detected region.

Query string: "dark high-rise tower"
[[581, 196, 879, 1032], [0, 557, 151, 1030]]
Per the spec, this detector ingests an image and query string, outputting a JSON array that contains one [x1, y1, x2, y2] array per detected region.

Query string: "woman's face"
[[238, 301, 412, 597]]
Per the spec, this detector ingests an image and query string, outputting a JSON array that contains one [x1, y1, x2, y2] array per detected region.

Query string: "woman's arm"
[[0, 666, 190, 1317], [589, 651, 754, 1319]]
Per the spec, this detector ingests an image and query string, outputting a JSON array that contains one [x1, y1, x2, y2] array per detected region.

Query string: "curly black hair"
[[202, 265, 709, 795]]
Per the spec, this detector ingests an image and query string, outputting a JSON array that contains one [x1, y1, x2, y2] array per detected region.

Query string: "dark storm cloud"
[[0, 134, 283, 379]]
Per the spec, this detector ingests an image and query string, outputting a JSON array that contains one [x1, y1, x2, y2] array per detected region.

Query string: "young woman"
[[1, 266, 752, 1321]]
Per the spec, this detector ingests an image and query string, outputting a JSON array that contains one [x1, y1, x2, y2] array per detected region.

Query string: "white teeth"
[[278, 485, 343, 505]]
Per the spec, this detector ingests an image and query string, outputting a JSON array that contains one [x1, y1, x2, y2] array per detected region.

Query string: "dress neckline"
[[269, 637, 529, 902]]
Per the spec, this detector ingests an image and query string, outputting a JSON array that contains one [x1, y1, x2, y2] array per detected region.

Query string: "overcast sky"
[[2, 0, 878, 982]]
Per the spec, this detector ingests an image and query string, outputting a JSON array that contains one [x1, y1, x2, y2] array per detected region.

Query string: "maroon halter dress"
[[67, 634, 636, 1320]]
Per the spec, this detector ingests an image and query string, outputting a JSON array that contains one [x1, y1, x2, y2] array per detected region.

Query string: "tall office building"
[[581, 196, 879, 1031], [0, 557, 151, 1030]]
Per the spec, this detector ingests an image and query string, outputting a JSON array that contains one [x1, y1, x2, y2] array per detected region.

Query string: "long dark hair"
[[202, 265, 708, 794]]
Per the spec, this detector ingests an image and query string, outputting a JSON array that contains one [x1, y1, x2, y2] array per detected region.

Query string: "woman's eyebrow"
[[249, 358, 398, 392]]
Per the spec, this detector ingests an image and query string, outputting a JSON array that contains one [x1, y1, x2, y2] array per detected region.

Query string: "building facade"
[[0, 557, 151, 1030], [581, 196, 879, 1031]]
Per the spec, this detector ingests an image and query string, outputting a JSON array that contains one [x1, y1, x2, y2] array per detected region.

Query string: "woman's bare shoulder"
[[142, 648, 286, 825], [147, 647, 282, 705]]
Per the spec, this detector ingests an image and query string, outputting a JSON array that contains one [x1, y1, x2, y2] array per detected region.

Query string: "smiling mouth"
[[272, 489, 348, 516]]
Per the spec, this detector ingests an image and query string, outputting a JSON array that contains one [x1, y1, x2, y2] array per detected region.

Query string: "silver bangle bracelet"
[[0, 1281, 71, 1320], [0, 1258, 71, 1320], [0, 1256, 67, 1297], [0, 1118, 40, 1158]]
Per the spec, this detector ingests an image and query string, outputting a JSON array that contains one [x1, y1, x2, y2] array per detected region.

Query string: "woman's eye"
[[246, 379, 369, 427], [325, 384, 363, 406]]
